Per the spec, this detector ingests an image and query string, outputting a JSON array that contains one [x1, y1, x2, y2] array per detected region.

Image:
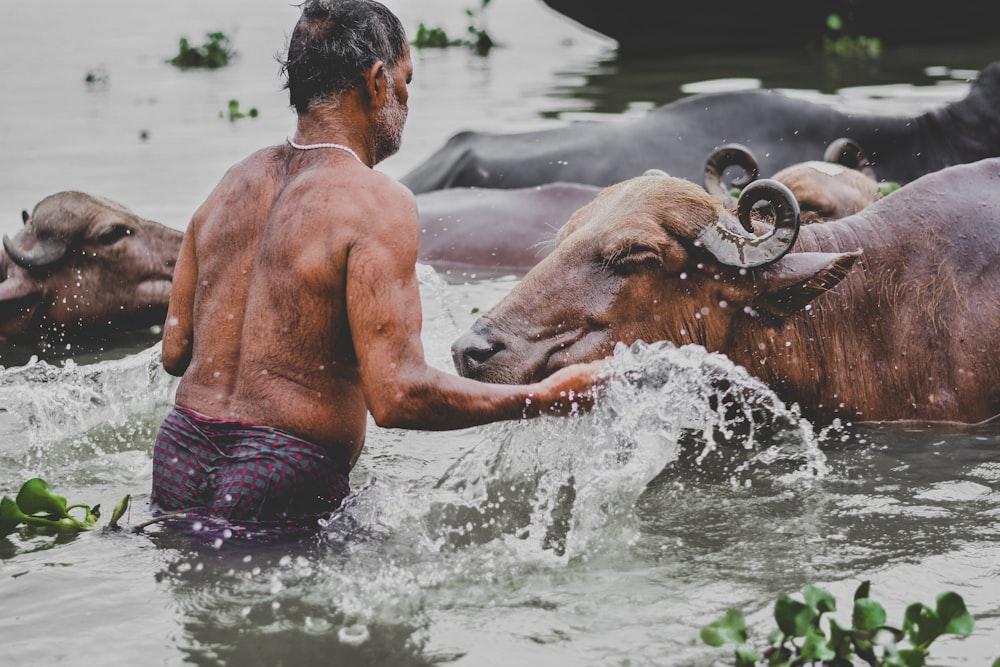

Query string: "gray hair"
[[279, 0, 407, 114]]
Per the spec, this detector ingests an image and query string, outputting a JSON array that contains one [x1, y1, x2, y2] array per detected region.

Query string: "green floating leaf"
[[827, 618, 855, 661], [799, 626, 836, 663], [1, 495, 25, 536], [936, 592, 974, 637], [804, 585, 837, 615], [854, 580, 872, 600], [16, 477, 70, 518], [108, 495, 131, 530], [903, 602, 942, 648], [894, 647, 929, 667], [2, 494, 83, 534], [8, 478, 97, 532], [774, 594, 817, 638], [853, 597, 887, 632], [701, 608, 748, 647], [734, 645, 762, 667]]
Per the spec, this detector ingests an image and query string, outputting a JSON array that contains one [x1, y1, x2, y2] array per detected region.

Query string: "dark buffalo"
[[452, 158, 1000, 425], [0, 191, 183, 346], [401, 61, 1000, 195]]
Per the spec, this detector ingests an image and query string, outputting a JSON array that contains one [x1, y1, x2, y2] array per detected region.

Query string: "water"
[[2, 1, 999, 665]]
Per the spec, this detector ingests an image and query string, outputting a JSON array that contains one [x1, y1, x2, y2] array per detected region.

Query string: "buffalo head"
[[0, 191, 183, 345], [452, 172, 858, 385]]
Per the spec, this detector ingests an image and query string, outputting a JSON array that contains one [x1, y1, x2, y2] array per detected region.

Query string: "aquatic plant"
[[84, 66, 108, 87], [879, 182, 901, 197], [222, 99, 259, 122], [168, 31, 235, 69], [822, 14, 882, 61], [0, 477, 130, 536], [701, 580, 977, 667], [412, 24, 460, 48], [411, 0, 494, 56]]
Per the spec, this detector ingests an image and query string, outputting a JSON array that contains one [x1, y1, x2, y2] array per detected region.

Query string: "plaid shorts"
[[151, 405, 351, 538]]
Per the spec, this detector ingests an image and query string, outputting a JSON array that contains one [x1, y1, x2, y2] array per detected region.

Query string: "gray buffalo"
[[416, 182, 599, 275], [402, 61, 1000, 195], [0, 191, 183, 346], [451, 158, 1000, 425]]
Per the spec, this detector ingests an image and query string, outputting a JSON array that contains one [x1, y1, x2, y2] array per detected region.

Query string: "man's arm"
[[346, 179, 603, 431], [161, 223, 197, 376]]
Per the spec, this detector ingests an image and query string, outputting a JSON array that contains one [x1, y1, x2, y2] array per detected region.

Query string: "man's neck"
[[293, 101, 372, 166]]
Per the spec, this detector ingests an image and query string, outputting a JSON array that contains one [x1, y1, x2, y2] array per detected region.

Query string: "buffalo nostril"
[[451, 331, 505, 376]]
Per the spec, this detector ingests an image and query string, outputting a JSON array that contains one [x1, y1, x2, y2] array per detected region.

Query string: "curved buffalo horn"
[[695, 179, 800, 268], [3, 234, 68, 271], [22, 209, 29, 223], [823, 137, 876, 178], [704, 143, 760, 215]]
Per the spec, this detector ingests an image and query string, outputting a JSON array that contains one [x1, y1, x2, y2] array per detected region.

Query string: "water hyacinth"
[[701, 580, 978, 667], [1, 477, 130, 537]]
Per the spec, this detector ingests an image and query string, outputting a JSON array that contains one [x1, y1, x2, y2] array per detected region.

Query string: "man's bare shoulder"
[[292, 165, 418, 229], [190, 146, 286, 220]]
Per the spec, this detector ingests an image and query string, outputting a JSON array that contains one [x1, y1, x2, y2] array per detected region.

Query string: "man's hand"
[[526, 359, 608, 417]]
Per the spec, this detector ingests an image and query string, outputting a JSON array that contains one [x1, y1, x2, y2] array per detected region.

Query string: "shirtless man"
[[150, 0, 603, 537]]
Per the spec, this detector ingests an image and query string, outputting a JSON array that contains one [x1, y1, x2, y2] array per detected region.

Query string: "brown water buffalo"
[[451, 158, 1000, 425], [0, 191, 182, 346], [704, 138, 884, 223], [401, 61, 1000, 195]]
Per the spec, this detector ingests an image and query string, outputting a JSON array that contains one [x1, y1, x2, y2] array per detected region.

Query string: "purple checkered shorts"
[[151, 406, 351, 534]]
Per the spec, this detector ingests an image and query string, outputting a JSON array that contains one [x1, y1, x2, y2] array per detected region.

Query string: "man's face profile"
[[372, 52, 411, 165]]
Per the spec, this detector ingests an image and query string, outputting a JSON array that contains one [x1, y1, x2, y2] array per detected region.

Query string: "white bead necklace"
[[286, 138, 365, 165]]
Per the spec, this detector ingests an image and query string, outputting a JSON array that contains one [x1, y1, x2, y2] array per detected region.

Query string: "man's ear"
[[365, 60, 387, 105]]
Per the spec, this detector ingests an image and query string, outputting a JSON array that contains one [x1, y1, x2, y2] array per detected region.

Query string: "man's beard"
[[372, 81, 407, 165]]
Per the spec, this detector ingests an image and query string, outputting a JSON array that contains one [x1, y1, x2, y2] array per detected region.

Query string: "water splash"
[[421, 340, 827, 561], [0, 343, 175, 473]]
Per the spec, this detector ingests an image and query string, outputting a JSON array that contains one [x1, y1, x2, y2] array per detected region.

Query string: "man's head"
[[280, 0, 408, 115]]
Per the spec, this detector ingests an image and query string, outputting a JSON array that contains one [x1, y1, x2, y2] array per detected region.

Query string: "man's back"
[[166, 144, 407, 466]]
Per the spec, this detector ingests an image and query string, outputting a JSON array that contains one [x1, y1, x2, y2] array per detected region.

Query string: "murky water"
[[2, 1, 999, 665]]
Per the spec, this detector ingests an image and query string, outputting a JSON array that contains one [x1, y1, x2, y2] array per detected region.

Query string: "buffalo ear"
[[22, 210, 29, 223], [0, 270, 37, 302], [753, 251, 860, 315]]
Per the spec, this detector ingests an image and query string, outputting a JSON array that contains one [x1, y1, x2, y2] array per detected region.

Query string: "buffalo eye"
[[96, 225, 132, 245], [607, 245, 662, 273]]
